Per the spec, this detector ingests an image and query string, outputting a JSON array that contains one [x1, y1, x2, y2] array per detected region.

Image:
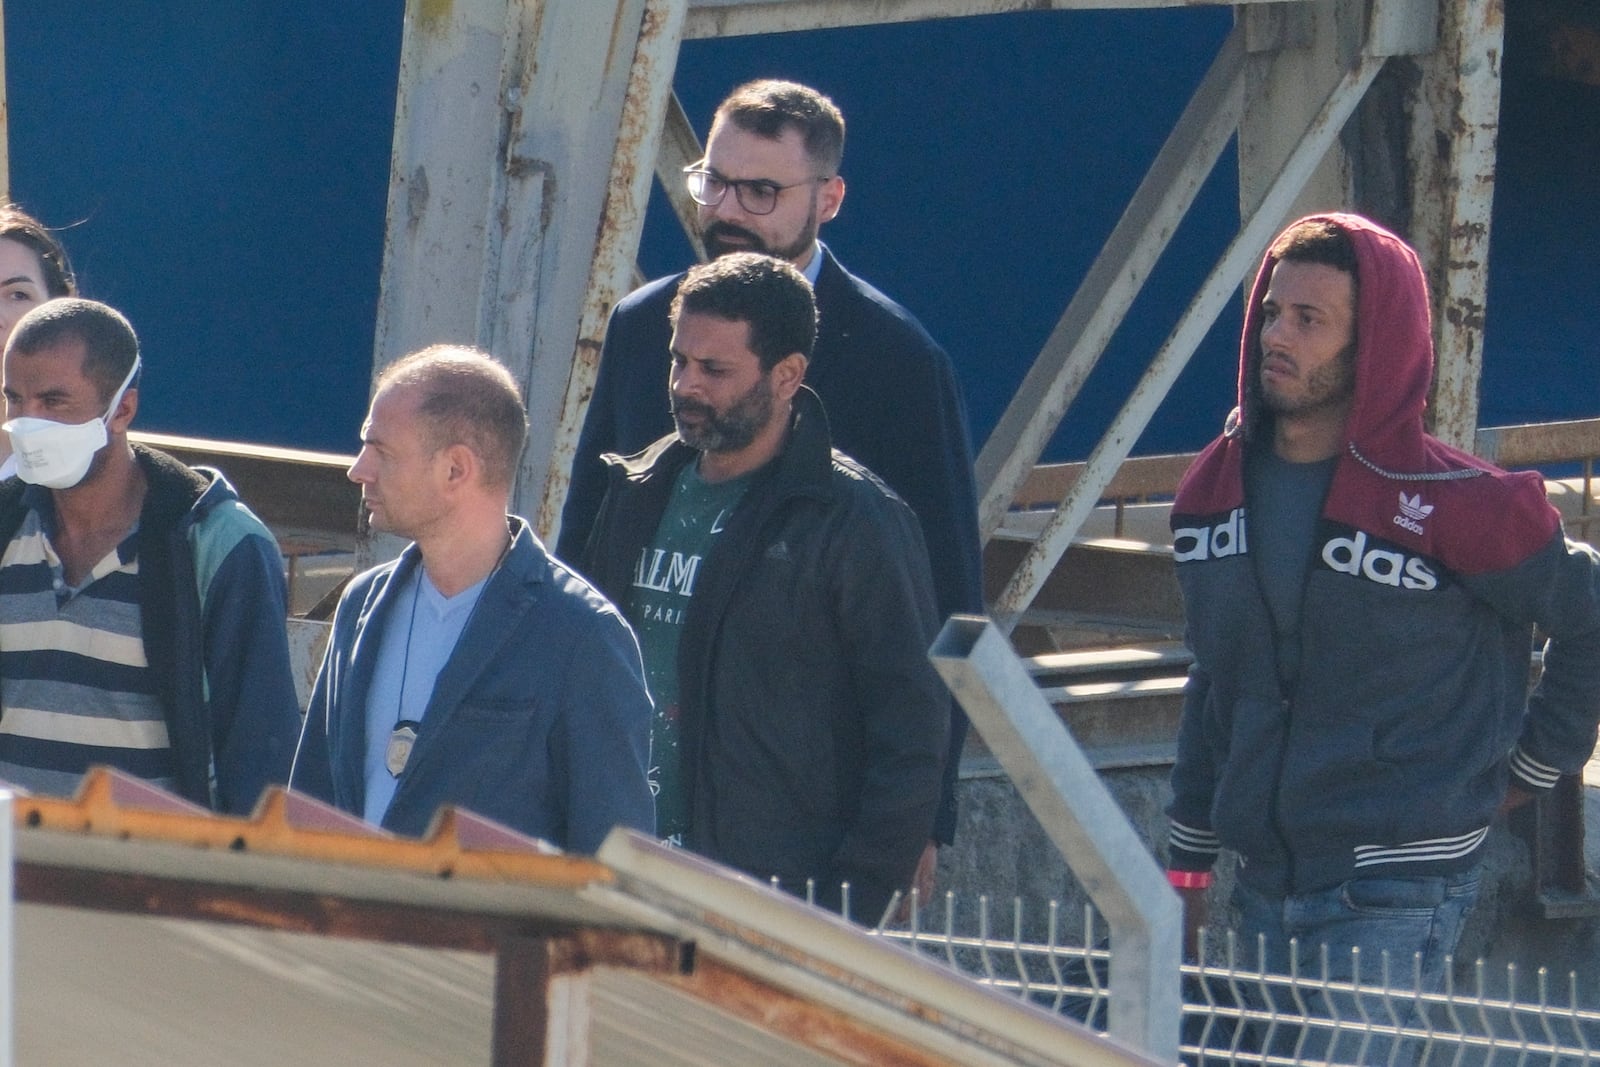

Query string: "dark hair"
[[670, 253, 817, 371], [0, 203, 77, 298], [9, 298, 139, 404], [1269, 218, 1359, 286], [714, 80, 845, 174], [376, 345, 528, 490]]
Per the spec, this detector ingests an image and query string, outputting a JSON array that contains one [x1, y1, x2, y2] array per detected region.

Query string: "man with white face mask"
[[0, 298, 300, 811]]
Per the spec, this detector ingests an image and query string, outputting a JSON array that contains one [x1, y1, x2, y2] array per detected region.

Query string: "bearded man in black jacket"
[[581, 253, 949, 923]]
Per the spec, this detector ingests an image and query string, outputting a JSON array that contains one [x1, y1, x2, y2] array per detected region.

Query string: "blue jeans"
[[1228, 868, 1481, 1065]]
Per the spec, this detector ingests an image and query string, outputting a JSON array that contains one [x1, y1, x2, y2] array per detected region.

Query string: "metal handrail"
[[1006, 416, 1600, 541], [929, 617, 1182, 1061]]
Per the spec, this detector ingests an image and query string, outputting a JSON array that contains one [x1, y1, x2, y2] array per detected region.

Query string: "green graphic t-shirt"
[[628, 460, 752, 841]]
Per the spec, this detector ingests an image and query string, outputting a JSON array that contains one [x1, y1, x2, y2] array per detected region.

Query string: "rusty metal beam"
[[655, 92, 709, 263], [535, 0, 688, 543], [1006, 417, 1600, 515], [15, 771, 617, 890], [491, 937, 555, 1067], [664, 953, 971, 1067], [492, 932, 680, 1066], [370, 0, 685, 555], [13, 863, 580, 952], [683, 0, 1311, 40], [1476, 417, 1600, 468], [990, 50, 1387, 630], [1412, 0, 1504, 448], [599, 829, 1153, 1066]]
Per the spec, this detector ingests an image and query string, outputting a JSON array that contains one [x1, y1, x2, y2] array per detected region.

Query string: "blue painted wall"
[[5, 4, 401, 452], [3, 6, 1592, 459]]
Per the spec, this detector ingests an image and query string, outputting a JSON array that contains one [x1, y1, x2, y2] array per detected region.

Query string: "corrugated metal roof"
[[7, 772, 1157, 1067]]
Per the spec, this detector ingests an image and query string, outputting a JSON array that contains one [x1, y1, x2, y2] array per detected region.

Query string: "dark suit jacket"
[[558, 246, 981, 842]]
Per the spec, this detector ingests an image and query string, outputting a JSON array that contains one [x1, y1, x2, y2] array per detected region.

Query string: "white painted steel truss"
[[373, 0, 1502, 630]]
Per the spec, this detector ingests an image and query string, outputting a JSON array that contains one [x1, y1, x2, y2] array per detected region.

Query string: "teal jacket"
[[0, 444, 301, 812]]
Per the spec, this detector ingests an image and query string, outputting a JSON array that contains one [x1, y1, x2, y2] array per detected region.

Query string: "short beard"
[[672, 373, 774, 454], [1261, 341, 1356, 417], [701, 196, 820, 264]]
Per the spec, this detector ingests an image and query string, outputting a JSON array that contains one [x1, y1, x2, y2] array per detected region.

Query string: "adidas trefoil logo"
[[1392, 491, 1434, 535]]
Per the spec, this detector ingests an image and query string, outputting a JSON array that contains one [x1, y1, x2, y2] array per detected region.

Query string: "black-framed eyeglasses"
[[682, 164, 830, 216]]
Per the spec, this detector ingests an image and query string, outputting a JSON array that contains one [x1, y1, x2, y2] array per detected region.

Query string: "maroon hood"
[[1175, 212, 1556, 574]]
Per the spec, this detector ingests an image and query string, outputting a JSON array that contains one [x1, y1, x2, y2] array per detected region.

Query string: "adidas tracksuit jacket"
[[1165, 213, 1600, 896]]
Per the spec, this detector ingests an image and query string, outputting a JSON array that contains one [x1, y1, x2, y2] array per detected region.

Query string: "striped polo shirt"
[[0, 502, 175, 797]]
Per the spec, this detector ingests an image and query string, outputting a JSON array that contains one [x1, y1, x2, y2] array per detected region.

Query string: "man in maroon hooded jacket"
[[1164, 214, 1600, 1042]]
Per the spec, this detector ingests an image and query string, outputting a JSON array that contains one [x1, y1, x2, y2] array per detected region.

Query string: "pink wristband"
[[1167, 869, 1213, 890]]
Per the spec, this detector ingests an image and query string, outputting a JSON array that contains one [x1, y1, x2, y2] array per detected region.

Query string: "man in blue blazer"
[[292, 346, 653, 852], [558, 80, 981, 889]]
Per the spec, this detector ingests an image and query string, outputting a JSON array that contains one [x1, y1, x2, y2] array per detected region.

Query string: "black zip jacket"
[[581, 388, 949, 921]]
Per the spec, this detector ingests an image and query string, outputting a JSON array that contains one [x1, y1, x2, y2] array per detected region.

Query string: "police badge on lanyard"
[[387, 719, 422, 777]]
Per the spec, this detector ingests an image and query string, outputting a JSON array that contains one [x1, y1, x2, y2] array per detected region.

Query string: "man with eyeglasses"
[[558, 79, 981, 904]]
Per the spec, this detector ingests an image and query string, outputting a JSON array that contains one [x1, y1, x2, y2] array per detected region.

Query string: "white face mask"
[[4, 357, 141, 490]]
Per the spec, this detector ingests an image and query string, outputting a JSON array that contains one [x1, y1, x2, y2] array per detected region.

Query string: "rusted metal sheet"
[[668, 955, 965, 1067], [598, 828, 1159, 1066], [492, 931, 681, 1066], [13, 864, 576, 951], [534, 0, 688, 543], [13, 769, 614, 889]]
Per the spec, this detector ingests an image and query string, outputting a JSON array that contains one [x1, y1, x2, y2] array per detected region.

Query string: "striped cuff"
[[1352, 825, 1488, 869], [1509, 746, 1562, 791], [1168, 819, 1221, 867]]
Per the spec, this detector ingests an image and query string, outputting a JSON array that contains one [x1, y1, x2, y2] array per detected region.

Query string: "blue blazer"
[[290, 520, 654, 852]]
